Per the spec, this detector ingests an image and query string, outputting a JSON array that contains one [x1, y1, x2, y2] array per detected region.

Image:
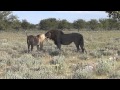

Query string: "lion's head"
[[45, 31, 52, 39], [45, 30, 64, 40]]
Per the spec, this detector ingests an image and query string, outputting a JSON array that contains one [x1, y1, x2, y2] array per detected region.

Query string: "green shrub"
[[0, 51, 11, 61], [90, 52, 102, 58], [95, 59, 116, 75], [102, 50, 114, 56], [50, 55, 65, 65], [72, 68, 93, 79], [109, 71, 120, 79], [49, 50, 61, 56], [117, 50, 120, 56], [79, 54, 89, 60], [50, 55, 69, 75]]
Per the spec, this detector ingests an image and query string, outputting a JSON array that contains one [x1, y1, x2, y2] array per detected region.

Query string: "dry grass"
[[0, 30, 120, 79]]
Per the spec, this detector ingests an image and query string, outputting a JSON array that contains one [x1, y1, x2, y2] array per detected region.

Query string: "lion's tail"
[[80, 35, 87, 54]]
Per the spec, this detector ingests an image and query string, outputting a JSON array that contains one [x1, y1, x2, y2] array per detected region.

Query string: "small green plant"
[[50, 55, 65, 64], [95, 59, 116, 75], [102, 50, 114, 56], [117, 50, 120, 56], [72, 62, 94, 79], [109, 71, 120, 79], [72, 68, 93, 79], [49, 50, 61, 56], [89, 50, 102, 58], [79, 54, 89, 60], [50, 55, 69, 75]]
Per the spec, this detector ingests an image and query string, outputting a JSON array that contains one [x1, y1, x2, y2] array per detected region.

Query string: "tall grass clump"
[[50, 55, 69, 75], [72, 68, 94, 79], [109, 71, 120, 79], [89, 50, 103, 58], [0, 51, 12, 70], [49, 49, 61, 56], [95, 59, 116, 75], [79, 54, 89, 60], [72, 63, 94, 79]]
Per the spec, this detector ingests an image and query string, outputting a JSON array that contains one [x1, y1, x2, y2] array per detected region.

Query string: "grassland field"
[[0, 30, 120, 79]]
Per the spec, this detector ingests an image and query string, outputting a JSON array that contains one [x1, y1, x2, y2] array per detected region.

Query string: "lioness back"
[[38, 34, 46, 43]]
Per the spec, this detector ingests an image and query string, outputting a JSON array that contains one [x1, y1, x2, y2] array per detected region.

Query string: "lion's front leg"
[[55, 41, 61, 50]]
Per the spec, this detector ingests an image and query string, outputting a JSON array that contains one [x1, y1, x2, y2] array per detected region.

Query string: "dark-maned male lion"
[[45, 30, 86, 53]]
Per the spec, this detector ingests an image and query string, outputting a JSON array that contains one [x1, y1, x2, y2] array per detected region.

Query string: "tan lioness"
[[37, 34, 46, 50], [26, 33, 46, 53]]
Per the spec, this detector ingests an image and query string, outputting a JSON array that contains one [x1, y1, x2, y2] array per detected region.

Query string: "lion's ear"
[[36, 35, 40, 38], [48, 32, 51, 37]]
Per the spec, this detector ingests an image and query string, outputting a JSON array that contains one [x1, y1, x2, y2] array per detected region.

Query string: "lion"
[[26, 33, 46, 53], [45, 30, 86, 53]]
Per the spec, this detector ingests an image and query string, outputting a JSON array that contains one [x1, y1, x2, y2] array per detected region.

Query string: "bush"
[[72, 63, 94, 79], [79, 54, 89, 60], [89, 50, 103, 58], [50, 55, 69, 75], [0, 51, 11, 61], [49, 50, 61, 56], [102, 50, 114, 56], [50, 55, 65, 65], [95, 59, 116, 75], [117, 50, 120, 56], [72, 68, 93, 79], [109, 71, 120, 79]]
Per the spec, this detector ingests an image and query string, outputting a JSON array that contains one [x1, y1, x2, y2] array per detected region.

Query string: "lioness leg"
[[31, 44, 34, 51], [37, 45, 39, 51], [28, 44, 30, 53], [40, 42, 43, 50]]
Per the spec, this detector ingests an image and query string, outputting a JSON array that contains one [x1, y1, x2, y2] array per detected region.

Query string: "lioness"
[[27, 33, 46, 53]]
